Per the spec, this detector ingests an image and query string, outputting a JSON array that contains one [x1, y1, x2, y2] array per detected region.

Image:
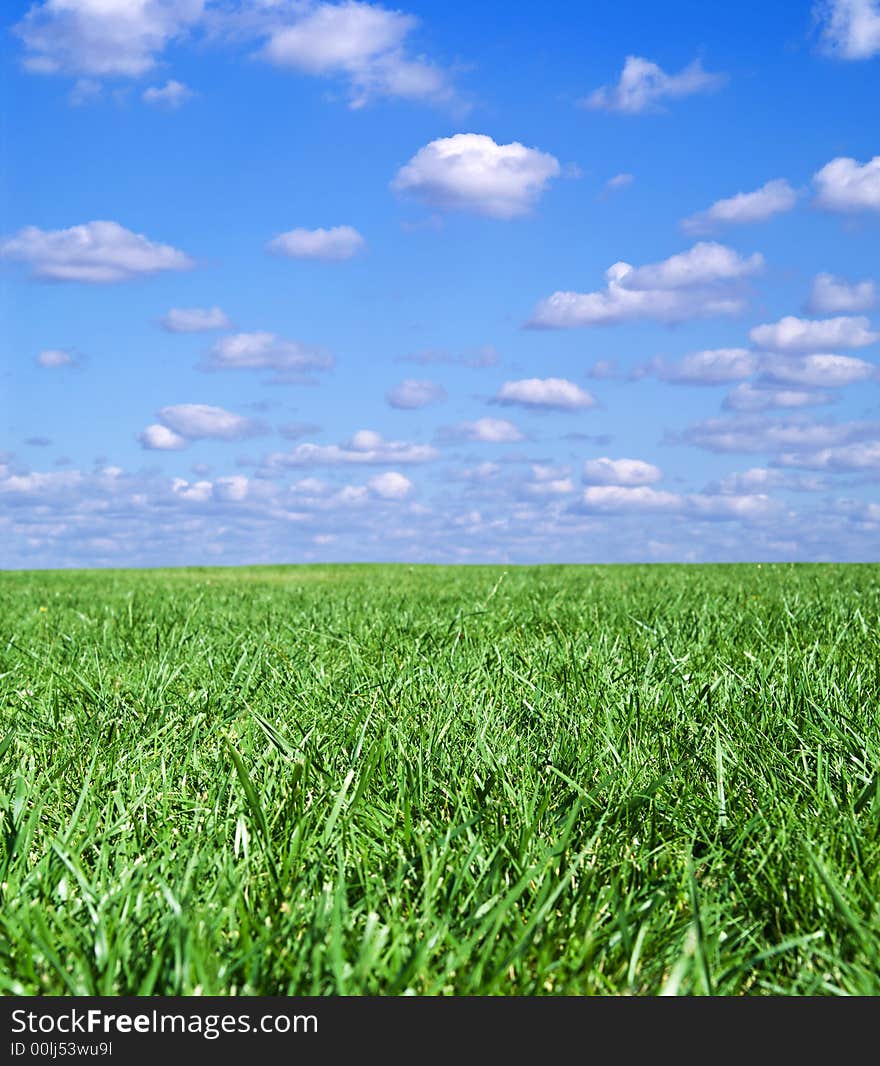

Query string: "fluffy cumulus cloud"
[[645, 348, 758, 384], [674, 414, 880, 454], [749, 315, 878, 352], [391, 134, 561, 219], [158, 403, 265, 441], [266, 429, 437, 467], [685, 493, 777, 520], [807, 273, 877, 314], [1, 221, 193, 283], [518, 464, 575, 497], [13, 0, 205, 77], [386, 379, 446, 409], [35, 348, 76, 368], [776, 440, 880, 472], [367, 470, 414, 499], [681, 179, 798, 235], [142, 79, 194, 107], [267, 225, 366, 261], [816, 0, 880, 59], [139, 404, 265, 449], [759, 353, 876, 387], [258, 1, 455, 108], [572, 478, 777, 521], [203, 332, 333, 378], [438, 418, 523, 443], [582, 457, 662, 485], [15, 1, 458, 110], [161, 306, 232, 332], [582, 55, 725, 113], [529, 242, 762, 328], [813, 156, 880, 212], [138, 423, 187, 451], [578, 485, 682, 511], [492, 377, 596, 411]]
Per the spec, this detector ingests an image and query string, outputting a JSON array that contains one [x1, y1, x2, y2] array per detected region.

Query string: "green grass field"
[[1, 563, 879, 995]]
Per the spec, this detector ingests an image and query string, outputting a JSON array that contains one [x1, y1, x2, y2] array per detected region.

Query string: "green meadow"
[[1, 563, 878, 995]]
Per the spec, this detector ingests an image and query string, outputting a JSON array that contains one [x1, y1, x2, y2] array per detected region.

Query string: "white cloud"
[[806, 273, 877, 313], [259, 1, 454, 108], [648, 348, 758, 384], [714, 468, 826, 494], [517, 464, 575, 497], [142, 79, 194, 107], [35, 348, 75, 368], [604, 172, 634, 192], [686, 494, 776, 520], [0, 467, 84, 496], [16, 2, 457, 109], [449, 461, 501, 482], [493, 377, 596, 411], [214, 474, 250, 502], [267, 429, 438, 467], [582, 55, 725, 114], [171, 477, 212, 502], [529, 242, 762, 328], [1, 220, 193, 283], [391, 133, 561, 219], [676, 414, 880, 453], [759, 353, 876, 387], [386, 379, 446, 409], [574, 481, 777, 521], [263, 2, 408, 72], [813, 156, 880, 212], [815, 0, 880, 60], [267, 225, 366, 261], [776, 440, 880, 472], [204, 332, 333, 376], [749, 315, 878, 352], [439, 418, 523, 443], [582, 457, 663, 486], [14, 0, 205, 77], [722, 384, 832, 412], [681, 179, 798, 235], [521, 478, 575, 497], [156, 404, 265, 442], [623, 243, 762, 290], [138, 423, 187, 451], [161, 306, 232, 332], [368, 471, 414, 499], [579, 485, 681, 511]]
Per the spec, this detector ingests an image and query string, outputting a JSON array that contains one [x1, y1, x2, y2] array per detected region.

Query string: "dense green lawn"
[[1, 563, 878, 995]]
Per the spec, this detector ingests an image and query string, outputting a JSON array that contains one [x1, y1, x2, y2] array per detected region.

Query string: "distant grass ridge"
[[1, 563, 878, 995]]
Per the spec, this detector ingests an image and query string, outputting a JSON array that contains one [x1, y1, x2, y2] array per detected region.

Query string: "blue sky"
[[2, 0, 879, 567]]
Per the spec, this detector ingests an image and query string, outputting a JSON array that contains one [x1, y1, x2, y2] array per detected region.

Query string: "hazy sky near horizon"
[[2, 0, 880, 568]]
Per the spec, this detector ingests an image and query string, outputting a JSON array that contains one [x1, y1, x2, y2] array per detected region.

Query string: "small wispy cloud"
[[582, 55, 725, 114]]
